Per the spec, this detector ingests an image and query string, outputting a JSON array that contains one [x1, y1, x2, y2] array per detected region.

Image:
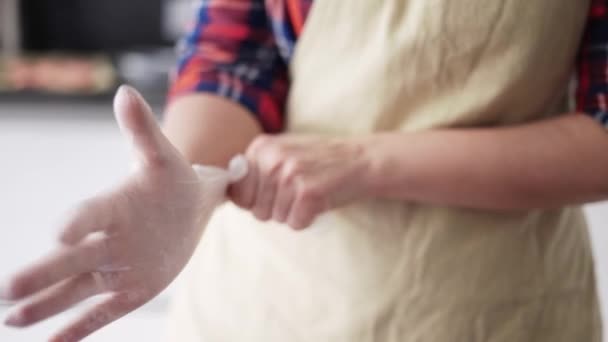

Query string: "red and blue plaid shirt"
[[170, 0, 608, 133]]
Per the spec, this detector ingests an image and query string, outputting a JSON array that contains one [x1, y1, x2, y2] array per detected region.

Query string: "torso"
[[168, 1, 602, 341]]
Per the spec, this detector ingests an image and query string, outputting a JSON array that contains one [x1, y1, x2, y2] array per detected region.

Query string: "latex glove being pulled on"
[[0, 86, 246, 342]]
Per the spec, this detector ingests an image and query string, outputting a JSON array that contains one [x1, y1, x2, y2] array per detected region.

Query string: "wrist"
[[357, 133, 415, 201], [353, 134, 394, 199]]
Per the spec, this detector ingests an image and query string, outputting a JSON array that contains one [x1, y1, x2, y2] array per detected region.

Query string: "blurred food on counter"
[[0, 55, 116, 94], [0, 0, 194, 102]]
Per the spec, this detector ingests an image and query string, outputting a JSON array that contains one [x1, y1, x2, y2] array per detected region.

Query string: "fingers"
[[4, 273, 100, 327], [271, 163, 297, 223], [251, 165, 277, 221], [229, 159, 258, 209], [1, 238, 109, 301], [287, 197, 321, 230], [59, 196, 114, 245], [49, 292, 142, 342], [271, 184, 295, 223], [113, 85, 173, 166], [231, 135, 324, 229], [286, 178, 325, 230], [247, 136, 280, 220]]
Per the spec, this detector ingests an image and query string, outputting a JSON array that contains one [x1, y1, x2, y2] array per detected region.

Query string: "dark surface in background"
[[20, 0, 171, 53], [8, 0, 173, 103], [0, 88, 168, 109]]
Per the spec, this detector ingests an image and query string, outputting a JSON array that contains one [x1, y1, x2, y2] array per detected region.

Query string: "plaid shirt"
[[171, 0, 608, 132]]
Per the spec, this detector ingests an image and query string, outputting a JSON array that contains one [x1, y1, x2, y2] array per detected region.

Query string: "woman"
[[2, 0, 607, 341]]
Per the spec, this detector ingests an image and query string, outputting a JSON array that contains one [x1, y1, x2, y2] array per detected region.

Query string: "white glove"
[[0, 86, 245, 342]]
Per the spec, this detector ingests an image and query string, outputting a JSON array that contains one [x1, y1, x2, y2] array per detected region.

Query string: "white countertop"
[[0, 103, 170, 341]]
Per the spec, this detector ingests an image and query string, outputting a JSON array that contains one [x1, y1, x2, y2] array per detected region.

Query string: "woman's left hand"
[[229, 134, 373, 230]]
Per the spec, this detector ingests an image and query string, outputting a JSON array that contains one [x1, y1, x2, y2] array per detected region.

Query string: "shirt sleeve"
[[168, 0, 288, 133], [576, 0, 608, 128]]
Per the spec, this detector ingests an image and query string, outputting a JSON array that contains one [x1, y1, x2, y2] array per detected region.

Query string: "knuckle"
[[145, 152, 169, 168], [80, 239, 111, 267], [248, 135, 274, 155], [267, 147, 288, 171], [95, 272, 119, 291], [281, 158, 304, 183], [259, 164, 280, 185], [258, 144, 288, 177]]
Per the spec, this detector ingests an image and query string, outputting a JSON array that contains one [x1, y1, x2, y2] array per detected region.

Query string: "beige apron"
[[167, 0, 602, 341]]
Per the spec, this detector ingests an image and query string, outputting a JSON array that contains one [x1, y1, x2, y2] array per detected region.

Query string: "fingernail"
[[117, 84, 133, 96], [4, 313, 23, 327], [119, 84, 141, 104], [114, 84, 135, 111]]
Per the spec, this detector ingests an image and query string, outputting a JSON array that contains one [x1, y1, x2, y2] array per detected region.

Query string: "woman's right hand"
[[1, 86, 227, 342]]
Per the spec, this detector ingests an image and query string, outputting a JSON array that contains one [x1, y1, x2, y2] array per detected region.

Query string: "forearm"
[[366, 114, 608, 210], [162, 94, 262, 168]]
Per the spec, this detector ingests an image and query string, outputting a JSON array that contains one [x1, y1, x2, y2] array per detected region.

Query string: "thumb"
[[113, 85, 172, 165]]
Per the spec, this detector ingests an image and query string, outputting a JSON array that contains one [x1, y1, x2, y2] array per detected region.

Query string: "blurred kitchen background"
[[0, 0, 191, 102], [0, 0, 608, 341], [0, 0, 194, 340]]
